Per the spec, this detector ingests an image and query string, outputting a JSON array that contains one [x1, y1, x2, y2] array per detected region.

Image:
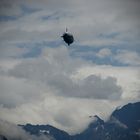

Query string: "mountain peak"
[[88, 115, 104, 130], [91, 115, 104, 125], [18, 102, 140, 140], [0, 135, 8, 140], [94, 115, 103, 122], [111, 102, 140, 129]]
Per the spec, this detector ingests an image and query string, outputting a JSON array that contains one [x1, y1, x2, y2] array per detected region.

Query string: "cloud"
[[49, 74, 122, 99], [76, 65, 140, 99], [114, 50, 140, 66], [4, 46, 122, 100], [0, 75, 47, 108], [0, 0, 140, 135], [0, 45, 29, 59], [79, 75, 121, 99], [0, 46, 139, 134], [0, 119, 51, 140], [0, 0, 140, 48], [0, 46, 132, 134], [0, 98, 120, 134], [0, 0, 22, 16], [96, 48, 112, 58]]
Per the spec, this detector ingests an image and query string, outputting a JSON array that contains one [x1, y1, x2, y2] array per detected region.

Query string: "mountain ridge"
[[1, 102, 140, 140], [21, 102, 140, 140]]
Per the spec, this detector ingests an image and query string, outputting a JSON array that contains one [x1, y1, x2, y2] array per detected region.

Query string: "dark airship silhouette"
[[61, 28, 74, 46]]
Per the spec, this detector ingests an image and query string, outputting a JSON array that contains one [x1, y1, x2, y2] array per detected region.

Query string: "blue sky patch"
[[20, 5, 40, 15], [98, 32, 120, 39], [0, 15, 18, 22]]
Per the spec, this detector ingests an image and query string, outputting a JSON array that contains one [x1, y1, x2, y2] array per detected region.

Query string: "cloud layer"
[[0, 46, 140, 134], [0, 0, 140, 135], [0, 120, 51, 140]]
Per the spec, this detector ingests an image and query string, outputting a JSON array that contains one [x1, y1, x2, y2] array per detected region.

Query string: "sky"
[[0, 0, 140, 135]]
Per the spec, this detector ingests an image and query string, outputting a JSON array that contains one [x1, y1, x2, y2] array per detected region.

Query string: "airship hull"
[[62, 32, 74, 46]]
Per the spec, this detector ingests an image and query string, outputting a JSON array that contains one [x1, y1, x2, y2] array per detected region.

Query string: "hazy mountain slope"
[[2, 102, 139, 140]]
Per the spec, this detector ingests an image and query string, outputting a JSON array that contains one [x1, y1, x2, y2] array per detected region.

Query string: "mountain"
[[20, 124, 71, 140], [1, 102, 139, 140], [73, 115, 105, 140], [105, 102, 140, 140], [20, 102, 140, 140], [0, 135, 8, 140], [73, 102, 140, 140], [111, 102, 140, 131]]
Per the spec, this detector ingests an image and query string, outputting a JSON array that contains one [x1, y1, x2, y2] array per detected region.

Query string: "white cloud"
[[0, 0, 140, 47], [5, 46, 122, 100], [96, 48, 112, 58], [0, 98, 119, 134], [0, 45, 29, 59], [0, 46, 139, 134], [0, 75, 47, 108], [0, 119, 51, 140], [114, 50, 140, 66], [0, 0, 140, 135], [75, 65, 140, 99]]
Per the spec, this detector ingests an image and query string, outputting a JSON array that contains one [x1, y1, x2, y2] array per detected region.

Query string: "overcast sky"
[[0, 0, 140, 134]]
